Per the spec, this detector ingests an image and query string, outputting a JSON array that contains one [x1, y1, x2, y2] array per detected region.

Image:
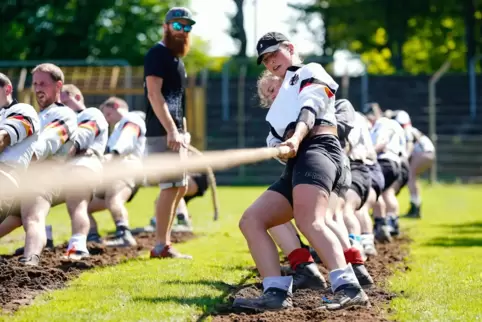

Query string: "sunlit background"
[[1, 0, 481, 185]]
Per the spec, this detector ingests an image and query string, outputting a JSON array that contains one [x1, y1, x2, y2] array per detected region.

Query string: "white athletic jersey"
[[106, 112, 146, 159], [266, 63, 339, 148], [405, 126, 435, 153], [73, 107, 108, 157], [370, 117, 406, 163], [347, 112, 376, 165], [0, 100, 40, 169], [33, 102, 78, 161]]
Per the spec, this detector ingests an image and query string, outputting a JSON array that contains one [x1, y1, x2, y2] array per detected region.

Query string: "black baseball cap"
[[165, 7, 196, 25], [256, 32, 290, 65]]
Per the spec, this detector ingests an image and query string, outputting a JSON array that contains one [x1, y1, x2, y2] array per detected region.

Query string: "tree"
[[227, 0, 247, 58], [289, 0, 482, 74], [0, 0, 212, 70]]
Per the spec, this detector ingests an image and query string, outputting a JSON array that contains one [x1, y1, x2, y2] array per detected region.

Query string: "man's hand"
[[167, 129, 183, 152], [278, 135, 301, 159]]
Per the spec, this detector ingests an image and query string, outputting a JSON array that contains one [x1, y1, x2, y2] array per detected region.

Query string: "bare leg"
[[343, 189, 362, 235], [239, 190, 293, 277], [22, 197, 51, 259], [0, 216, 22, 238], [293, 184, 346, 271]]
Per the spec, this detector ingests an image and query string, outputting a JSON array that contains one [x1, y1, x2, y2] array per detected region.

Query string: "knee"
[[295, 217, 325, 236], [239, 208, 263, 235]]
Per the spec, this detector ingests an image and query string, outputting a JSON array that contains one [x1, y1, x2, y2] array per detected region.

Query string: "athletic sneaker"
[[14, 238, 54, 256], [171, 213, 193, 233], [352, 264, 374, 289], [150, 244, 192, 260], [292, 262, 327, 291], [63, 246, 90, 260], [361, 235, 377, 256], [87, 231, 103, 243], [404, 202, 421, 218], [142, 217, 157, 233], [309, 247, 322, 264], [18, 254, 40, 266], [374, 220, 392, 243], [320, 285, 369, 310], [105, 228, 137, 247], [388, 216, 400, 236], [232, 287, 293, 311]]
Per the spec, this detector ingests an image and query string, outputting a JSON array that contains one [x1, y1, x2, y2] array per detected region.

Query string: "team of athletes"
[[0, 6, 434, 313], [231, 32, 435, 311]]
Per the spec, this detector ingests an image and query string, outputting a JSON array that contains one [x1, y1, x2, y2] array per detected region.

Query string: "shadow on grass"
[[434, 221, 482, 235], [423, 236, 482, 247], [132, 275, 257, 322]]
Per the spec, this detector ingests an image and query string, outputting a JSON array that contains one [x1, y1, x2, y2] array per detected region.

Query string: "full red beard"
[[164, 29, 191, 58]]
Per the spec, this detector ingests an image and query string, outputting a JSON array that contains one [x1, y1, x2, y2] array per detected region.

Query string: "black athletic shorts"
[[350, 160, 371, 209], [378, 158, 401, 192], [395, 159, 410, 196], [185, 173, 209, 204], [333, 153, 351, 199], [268, 134, 343, 206], [368, 163, 385, 200]]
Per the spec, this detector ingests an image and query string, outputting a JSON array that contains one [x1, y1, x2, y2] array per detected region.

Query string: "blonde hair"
[[257, 70, 281, 108], [62, 84, 84, 103], [100, 96, 129, 111], [31, 63, 64, 83]]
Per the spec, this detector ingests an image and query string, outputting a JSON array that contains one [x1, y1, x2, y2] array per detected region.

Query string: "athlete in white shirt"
[[0, 73, 40, 239], [60, 84, 108, 259], [86, 97, 146, 247], [233, 32, 368, 312], [20, 64, 78, 266], [365, 103, 406, 242], [392, 110, 435, 218]]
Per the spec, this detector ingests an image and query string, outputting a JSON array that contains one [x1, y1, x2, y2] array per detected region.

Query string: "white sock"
[[387, 211, 397, 219], [68, 234, 88, 253], [329, 263, 360, 292], [45, 225, 53, 240], [263, 276, 293, 294], [410, 194, 421, 206], [115, 220, 129, 228]]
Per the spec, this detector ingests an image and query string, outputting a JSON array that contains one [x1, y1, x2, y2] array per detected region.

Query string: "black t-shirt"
[[144, 42, 187, 137]]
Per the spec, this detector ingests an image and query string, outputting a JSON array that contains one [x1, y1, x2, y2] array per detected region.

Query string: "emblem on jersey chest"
[[289, 74, 299, 85]]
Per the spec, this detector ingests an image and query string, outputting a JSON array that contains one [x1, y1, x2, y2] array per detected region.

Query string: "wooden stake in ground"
[[183, 117, 220, 221]]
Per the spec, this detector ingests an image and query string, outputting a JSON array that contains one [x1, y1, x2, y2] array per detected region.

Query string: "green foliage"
[[0, 0, 212, 72], [289, 0, 482, 74]]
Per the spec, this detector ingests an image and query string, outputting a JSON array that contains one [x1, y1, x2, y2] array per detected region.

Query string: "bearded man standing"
[[144, 7, 195, 259]]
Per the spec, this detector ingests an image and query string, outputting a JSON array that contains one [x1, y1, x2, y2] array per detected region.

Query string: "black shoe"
[[19, 254, 40, 266], [87, 231, 103, 243], [353, 264, 374, 289], [374, 222, 392, 243], [320, 284, 369, 310], [404, 202, 421, 218], [292, 262, 327, 291], [309, 247, 322, 264], [14, 239, 54, 256], [388, 216, 400, 236], [105, 227, 137, 247], [232, 287, 293, 312]]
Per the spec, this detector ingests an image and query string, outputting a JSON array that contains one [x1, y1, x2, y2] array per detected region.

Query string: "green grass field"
[[0, 184, 481, 321]]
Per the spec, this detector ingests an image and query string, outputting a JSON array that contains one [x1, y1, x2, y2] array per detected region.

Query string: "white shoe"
[[361, 234, 378, 257]]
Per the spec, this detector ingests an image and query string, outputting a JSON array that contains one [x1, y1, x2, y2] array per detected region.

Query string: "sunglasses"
[[171, 21, 192, 33]]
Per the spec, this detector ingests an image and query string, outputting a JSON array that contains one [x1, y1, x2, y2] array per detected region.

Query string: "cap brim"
[[166, 18, 196, 25], [256, 44, 281, 65]]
